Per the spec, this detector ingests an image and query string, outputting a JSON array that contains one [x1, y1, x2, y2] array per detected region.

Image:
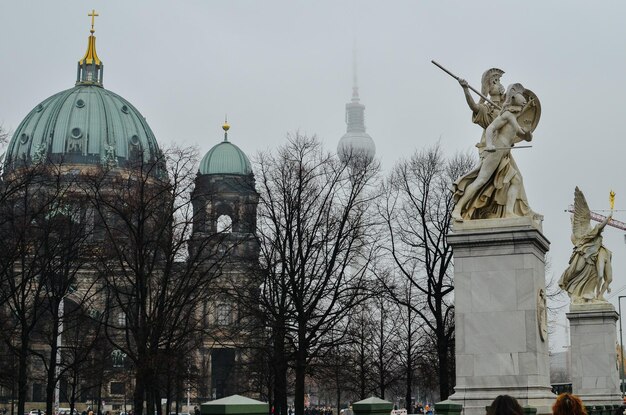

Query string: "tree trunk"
[[69, 369, 78, 415], [436, 333, 450, 401], [17, 333, 29, 415], [153, 372, 162, 415], [405, 365, 412, 413], [145, 388, 154, 415], [335, 368, 341, 415], [294, 346, 307, 415], [273, 364, 288, 415], [134, 370, 145, 415], [359, 348, 366, 400], [272, 327, 288, 415], [405, 332, 413, 413], [46, 304, 61, 415]]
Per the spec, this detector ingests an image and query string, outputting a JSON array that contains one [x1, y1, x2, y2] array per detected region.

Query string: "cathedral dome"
[[3, 18, 161, 174], [4, 86, 160, 171], [199, 124, 252, 175]]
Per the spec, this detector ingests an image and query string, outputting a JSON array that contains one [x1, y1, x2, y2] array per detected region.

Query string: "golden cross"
[[88, 9, 99, 33]]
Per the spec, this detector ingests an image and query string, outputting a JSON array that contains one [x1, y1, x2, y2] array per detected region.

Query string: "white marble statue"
[[559, 187, 613, 304], [452, 83, 541, 221]]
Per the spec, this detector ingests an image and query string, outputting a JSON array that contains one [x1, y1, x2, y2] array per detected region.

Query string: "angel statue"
[[559, 187, 613, 304], [451, 83, 541, 222]]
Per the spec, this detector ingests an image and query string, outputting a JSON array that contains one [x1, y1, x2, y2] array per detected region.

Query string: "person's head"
[[552, 393, 586, 415], [487, 395, 523, 415]]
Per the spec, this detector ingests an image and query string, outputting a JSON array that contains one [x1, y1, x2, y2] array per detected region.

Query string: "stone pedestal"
[[567, 303, 622, 405], [448, 218, 555, 415]]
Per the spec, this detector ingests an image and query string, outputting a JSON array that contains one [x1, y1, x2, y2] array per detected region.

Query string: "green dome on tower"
[[3, 15, 161, 174], [199, 123, 252, 175]]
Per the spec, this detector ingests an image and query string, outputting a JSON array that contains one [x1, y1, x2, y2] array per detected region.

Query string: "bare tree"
[[393, 281, 422, 412], [254, 134, 380, 415], [345, 304, 376, 401], [379, 144, 474, 400], [544, 255, 568, 335], [83, 145, 230, 415], [309, 334, 352, 415], [0, 162, 96, 415], [58, 302, 110, 415], [34, 173, 100, 415], [370, 289, 401, 401]]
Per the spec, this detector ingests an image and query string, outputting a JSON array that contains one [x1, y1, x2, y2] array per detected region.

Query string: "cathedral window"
[[216, 303, 231, 326], [216, 214, 232, 233], [117, 312, 126, 327], [111, 349, 127, 368], [110, 381, 125, 394]]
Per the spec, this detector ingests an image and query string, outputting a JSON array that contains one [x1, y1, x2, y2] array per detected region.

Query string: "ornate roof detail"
[[77, 9, 103, 86]]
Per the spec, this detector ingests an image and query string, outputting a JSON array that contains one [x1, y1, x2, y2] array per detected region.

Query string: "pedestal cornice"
[[448, 218, 550, 253]]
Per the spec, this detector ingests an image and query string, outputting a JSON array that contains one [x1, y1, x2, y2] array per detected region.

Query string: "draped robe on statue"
[[453, 102, 532, 220], [559, 229, 612, 302], [453, 151, 532, 219]]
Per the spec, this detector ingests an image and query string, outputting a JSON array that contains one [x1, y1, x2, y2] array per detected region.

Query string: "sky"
[[1, 1, 626, 352]]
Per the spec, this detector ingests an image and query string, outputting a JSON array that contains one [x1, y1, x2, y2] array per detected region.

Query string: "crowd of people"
[[298, 406, 333, 415], [486, 393, 620, 415]]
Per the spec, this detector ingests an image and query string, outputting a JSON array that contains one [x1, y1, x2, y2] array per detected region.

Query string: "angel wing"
[[572, 186, 592, 242]]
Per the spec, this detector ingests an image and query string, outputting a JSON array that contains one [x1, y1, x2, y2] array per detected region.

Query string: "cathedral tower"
[[191, 121, 259, 264], [190, 121, 259, 398]]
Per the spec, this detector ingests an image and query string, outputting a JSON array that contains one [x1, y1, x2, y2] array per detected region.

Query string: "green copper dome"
[[4, 85, 160, 171], [199, 139, 252, 175], [3, 22, 161, 174]]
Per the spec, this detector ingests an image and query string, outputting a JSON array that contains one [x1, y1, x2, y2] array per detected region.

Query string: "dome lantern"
[[76, 9, 104, 86]]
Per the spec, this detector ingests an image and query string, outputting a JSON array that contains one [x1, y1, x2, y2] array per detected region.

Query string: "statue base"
[[566, 303, 622, 406], [448, 218, 554, 415]]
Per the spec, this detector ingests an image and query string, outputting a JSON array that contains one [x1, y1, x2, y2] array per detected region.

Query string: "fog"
[[2, 0, 626, 351]]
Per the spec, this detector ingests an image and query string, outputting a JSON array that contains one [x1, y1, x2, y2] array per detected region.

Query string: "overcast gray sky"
[[2, 0, 625, 351]]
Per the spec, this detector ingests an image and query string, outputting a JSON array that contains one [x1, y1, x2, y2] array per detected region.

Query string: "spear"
[[486, 145, 533, 151], [431, 60, 502, 110]]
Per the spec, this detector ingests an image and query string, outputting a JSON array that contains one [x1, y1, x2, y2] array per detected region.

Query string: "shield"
[[517, 88, 541, 133]]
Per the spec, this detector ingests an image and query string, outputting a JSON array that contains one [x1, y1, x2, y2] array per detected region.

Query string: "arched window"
[[216, 214, 232, 233], [216, 303, 232, 326], [111, 349, 127, 368]]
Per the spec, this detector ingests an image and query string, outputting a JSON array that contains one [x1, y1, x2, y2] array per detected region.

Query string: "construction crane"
[[565, 205, 626, 231], [565, 191, 626, 231]]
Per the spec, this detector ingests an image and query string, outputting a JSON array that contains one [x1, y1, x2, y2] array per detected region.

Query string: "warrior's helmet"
[[480, 68, 505, 103], [502, 83, 526, 110]]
